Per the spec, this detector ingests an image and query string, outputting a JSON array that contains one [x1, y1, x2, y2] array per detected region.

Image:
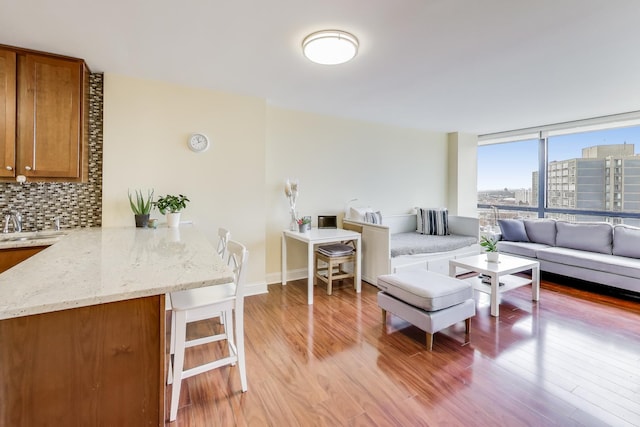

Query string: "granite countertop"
[[0, 226, 234, 320]]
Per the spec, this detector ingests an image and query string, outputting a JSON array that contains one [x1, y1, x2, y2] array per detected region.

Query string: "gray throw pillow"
[[364, 211, 383, 224], [613, 225, 640, 258], [523, 219, 557, 246], [498, 219, 529, 242], [555, 221, 613, 254]]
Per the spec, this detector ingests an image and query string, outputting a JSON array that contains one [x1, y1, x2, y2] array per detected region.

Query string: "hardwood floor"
[[166, 275, 640, 426]]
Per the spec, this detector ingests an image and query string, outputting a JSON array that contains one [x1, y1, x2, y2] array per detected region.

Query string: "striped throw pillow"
[[364, 211, 383, 224], [418, 208, 449, 236]]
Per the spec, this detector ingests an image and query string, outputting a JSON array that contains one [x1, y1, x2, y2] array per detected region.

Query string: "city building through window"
[[477, 114, 640, 230]]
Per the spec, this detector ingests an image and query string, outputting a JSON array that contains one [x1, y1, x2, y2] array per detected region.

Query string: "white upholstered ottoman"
[[377, 270, 475, 350]]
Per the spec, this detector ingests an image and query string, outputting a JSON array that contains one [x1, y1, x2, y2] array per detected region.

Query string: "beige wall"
[[102, 73, 267, 290], [448, 132, 478, 217], [102, 74, 472, 290], [265, 107, 449, 282]]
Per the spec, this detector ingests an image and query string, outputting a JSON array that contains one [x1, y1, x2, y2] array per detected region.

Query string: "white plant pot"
[[486, 252, 499, 263], [166, 212, 181, 228]]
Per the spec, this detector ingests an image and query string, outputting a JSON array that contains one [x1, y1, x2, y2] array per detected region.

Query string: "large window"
[[548, 127, 640, 215], [478, 117, 640, 225], [477, 139, 538, 230]]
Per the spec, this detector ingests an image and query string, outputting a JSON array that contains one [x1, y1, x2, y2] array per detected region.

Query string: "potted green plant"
[[154, 194, 190, 228], [297, 216, 311, 233], [480, 235, 499, 262], [128, 189, 154, 228]]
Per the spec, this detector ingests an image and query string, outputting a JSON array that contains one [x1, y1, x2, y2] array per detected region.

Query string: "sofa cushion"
[[497, 241, 550, 258], [555, 221, 613, 254], [523, 219, 556, 246], [613, 225, 640, 259], [391, 232, 477, 257], [498, 219, 529, 242], [536, 247, 640, 279], [377, 270, 472, 311]]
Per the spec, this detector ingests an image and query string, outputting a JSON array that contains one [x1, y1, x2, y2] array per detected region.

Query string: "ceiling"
[[2, 0, 640, 135]]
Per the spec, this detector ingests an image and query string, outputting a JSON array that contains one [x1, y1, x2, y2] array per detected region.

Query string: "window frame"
[[478, 119, 640, 221]]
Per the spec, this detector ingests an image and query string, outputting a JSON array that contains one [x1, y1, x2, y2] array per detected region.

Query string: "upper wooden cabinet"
[[0, 45, 89, 182], [0, 50, 16, 179]]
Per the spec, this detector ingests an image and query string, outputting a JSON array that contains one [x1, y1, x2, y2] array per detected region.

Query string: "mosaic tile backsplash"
[[0, 73, 103, 232]]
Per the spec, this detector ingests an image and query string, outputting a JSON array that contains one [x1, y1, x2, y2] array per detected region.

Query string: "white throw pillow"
[[349, 206, 373, 222]]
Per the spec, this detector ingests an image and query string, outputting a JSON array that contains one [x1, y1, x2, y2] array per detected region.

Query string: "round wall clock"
[[187, 133, 210, 153]]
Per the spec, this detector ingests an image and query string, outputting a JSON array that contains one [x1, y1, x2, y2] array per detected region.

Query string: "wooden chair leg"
[[426, 332, 434, 351], [314, 252, 318, 287], [352, 256, 358, 291], [465, 318, 471, 334], [327, 259, 333, 295], [381, 308, 386, 325]]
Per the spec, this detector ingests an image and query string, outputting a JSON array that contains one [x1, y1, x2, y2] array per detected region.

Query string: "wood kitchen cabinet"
[[0, 295, 164, 426], [0, 246, 47, 273], [0, 45, 89, 182], [0, 49, 16, 179]]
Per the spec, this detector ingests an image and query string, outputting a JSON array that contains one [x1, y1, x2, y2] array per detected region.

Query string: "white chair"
[[216, 227, 230, 260], [167, 226, 233, 381], [167, 227, 231, 355], [215, 227, 231, 328], [168, 240, 249, 422]]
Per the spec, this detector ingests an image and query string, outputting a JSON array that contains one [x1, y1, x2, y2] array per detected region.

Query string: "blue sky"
[[477, 126, 640, 191]]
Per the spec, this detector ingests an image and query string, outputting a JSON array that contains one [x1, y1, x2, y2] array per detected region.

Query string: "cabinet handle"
[[5, 166, 12, 171], [24, 166, 32, 171]]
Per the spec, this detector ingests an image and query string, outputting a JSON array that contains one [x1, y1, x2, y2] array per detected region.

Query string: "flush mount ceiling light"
[[302, 30, 359, 65]]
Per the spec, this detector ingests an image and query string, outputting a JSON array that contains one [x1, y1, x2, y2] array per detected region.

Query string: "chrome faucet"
[[3, 210, 22, 233]]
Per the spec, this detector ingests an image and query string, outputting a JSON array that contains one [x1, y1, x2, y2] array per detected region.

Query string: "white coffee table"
[[449, 254, 540, 317]]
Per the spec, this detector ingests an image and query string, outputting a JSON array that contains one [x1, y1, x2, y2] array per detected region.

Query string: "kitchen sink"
[[0, 231, 67, 243]]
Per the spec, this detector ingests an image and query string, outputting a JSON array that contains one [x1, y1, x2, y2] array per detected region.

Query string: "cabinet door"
[[17, 54, 82, 178], [0, 295, 164, 426], [0, 246, 46, 273], [0, 49, 16, 178]]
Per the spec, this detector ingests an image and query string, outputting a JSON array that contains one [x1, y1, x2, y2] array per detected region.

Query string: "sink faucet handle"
[[2, 215, 9, 234], [7, 210, 22, 233]]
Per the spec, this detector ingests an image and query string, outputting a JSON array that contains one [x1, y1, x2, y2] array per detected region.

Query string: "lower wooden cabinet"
[[0, 295, 165, 426], [0, 246, 47, 273]]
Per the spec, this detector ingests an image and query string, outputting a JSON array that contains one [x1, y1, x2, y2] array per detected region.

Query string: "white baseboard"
[[265, 268, 308, 286], [245, 281, 269, 296]]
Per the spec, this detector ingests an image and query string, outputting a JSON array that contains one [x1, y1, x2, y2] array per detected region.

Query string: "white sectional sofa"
[[496, 218, 640, 294]]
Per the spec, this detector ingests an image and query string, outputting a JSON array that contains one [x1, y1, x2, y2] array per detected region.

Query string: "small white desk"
[[282, 228, 361, 304]]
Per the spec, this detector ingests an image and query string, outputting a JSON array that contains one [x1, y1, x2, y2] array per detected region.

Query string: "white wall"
[[265, 107, 449, 281], [102, 73, 267, 291]]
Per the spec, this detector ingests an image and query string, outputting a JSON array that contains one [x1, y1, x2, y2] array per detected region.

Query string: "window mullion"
[[538, 132, 547, 218]]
